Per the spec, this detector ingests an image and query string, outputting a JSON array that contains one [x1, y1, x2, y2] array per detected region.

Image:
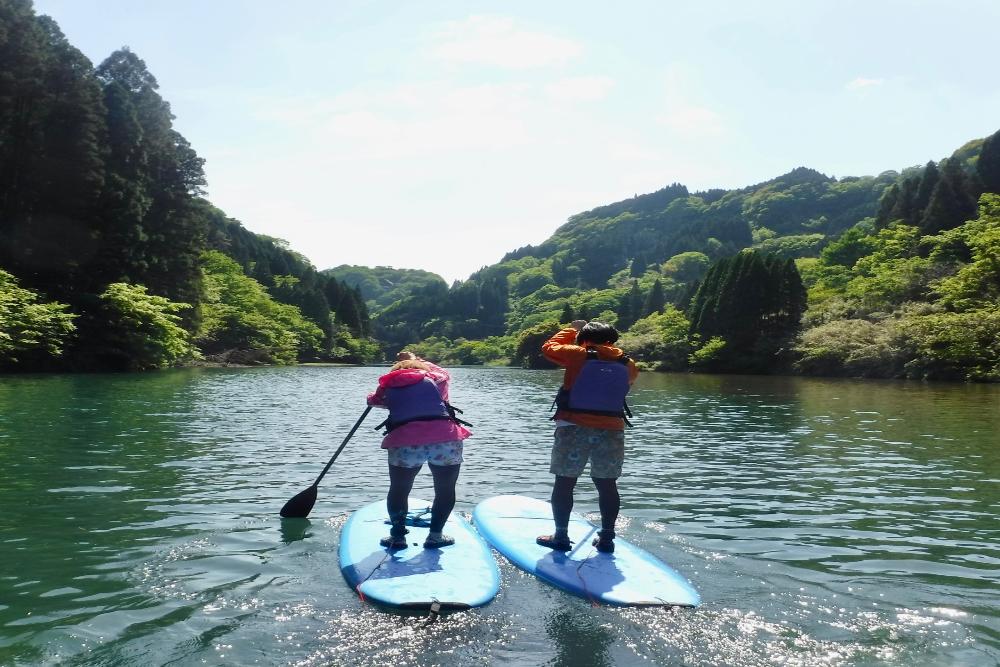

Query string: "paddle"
[[280, 405, 373, 518]]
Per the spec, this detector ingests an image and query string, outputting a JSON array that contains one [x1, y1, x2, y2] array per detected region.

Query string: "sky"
[[32, 0, 1000, 283]]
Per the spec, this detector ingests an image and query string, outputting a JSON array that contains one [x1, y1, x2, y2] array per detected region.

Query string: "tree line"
[[4, 0, 998, 381], [356, 131, 1000, 381], [0, 0, 373, 371]]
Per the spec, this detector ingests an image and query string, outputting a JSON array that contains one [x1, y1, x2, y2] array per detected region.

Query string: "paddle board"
[[473, 494, 700, 607], [340, 498, 500, 610]]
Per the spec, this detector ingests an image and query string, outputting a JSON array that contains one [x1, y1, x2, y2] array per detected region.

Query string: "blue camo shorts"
[[550, 425, 625, 479], [387, 440, 464, 468]]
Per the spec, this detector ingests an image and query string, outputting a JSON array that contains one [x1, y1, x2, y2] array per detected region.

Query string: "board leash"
[[422, 598, 442, 625], [573, 527, 601, 607]]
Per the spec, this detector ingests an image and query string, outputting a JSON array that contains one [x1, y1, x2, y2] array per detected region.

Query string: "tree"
[[0, 5, 105, 295], [197, 251, 323, 364], [92, 48, 207, 311], [0, 268, 77, 368], [643, 278, 666, 315], [617, 280, 643, 329], [560, 302, 574, 324], [95, 282, 196, 370], [920, 159, 977, 235], [512, 321, 560, 369], [914, 161, 940, 213], [977, 129, 1000, 195], [687, 250, 806, 372], [618, 307, 690, 370]]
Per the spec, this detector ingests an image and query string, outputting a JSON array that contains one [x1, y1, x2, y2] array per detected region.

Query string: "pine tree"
[[875, 183, 899, 227], [92, 48, 206, 309], [0, 4, 106, 295], [977, 129, 1000, 194], [560, 302, 574, 324], [920, 159, 977, 235], [353, 285, 370, 335], [888, 175, 920, 227], [617, 280, 643, 329], [629, 255, 646, 278], [687, 250, 805, 372], [914, 161, 940, 214], [643, 278, 666, 315], [336, 290, 363, 334]]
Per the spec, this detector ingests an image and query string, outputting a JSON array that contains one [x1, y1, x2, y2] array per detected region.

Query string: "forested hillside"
[[371, 133, 1000, 381], [0, 0, 375, 370], [325, 265, 447, 311], [3, 0, 997, 381]]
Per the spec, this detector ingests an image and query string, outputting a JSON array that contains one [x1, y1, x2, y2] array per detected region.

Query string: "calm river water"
[[1, 367, 998, 666]]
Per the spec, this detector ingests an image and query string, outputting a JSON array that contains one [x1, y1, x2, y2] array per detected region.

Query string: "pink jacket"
[[367, 362, 472, 449]]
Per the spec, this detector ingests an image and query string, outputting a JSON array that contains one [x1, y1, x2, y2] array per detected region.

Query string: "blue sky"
[[34, 0, 1000, 282]]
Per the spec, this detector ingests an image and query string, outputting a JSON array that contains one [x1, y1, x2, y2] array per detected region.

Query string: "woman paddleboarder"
[[367, 352, 472, 549]]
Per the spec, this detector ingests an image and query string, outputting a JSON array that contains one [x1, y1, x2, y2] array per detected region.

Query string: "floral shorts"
[[549, 425, 625, 479], [386, 440, 464, 468]]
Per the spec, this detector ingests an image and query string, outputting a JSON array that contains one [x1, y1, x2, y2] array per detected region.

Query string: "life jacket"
[[374, 376, 471, 433], [552, 349, 633, 424]]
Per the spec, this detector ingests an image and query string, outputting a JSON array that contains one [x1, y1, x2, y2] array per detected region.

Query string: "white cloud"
[[428, 15, 582, 69], [253, 82, 535, 161], [654, 65, 727, 138], [658, 105, 726, 137], [203, 61, 729, 281], [544, 76, 615, 103], [846, 77, 884, 90]]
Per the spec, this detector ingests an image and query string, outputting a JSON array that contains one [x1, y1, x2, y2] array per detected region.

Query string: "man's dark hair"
[[576, 321, 619, 346]]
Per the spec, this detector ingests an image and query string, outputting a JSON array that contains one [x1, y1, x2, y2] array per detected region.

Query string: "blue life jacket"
[[553, 349, 633, 422], [375, 376, 471, 433]]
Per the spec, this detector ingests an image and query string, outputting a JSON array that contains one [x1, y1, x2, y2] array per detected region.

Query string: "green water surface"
[[1, 367, 998, 666]]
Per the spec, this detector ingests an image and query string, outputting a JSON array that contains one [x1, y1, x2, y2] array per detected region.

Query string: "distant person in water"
[[536, 320, 638, 554], [367, 351, 472, 549]]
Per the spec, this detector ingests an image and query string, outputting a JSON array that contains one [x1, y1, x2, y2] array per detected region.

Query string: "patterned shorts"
[[386, 440, 464, 468], [549, 425, 625, 479]]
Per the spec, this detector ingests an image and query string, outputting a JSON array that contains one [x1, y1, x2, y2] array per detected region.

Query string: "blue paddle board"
[[473, 494, 700, 607], [339, 498, 500, 610]]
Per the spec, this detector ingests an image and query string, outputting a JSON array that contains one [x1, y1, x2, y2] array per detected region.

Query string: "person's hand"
[[570, 319, 587, 331]]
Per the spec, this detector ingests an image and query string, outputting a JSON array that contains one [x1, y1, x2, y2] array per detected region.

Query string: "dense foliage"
[[795, 193, 1000, 380], [95, 282, 197, 371], [0, 1, 376, 370], [356, 129, 999, 381], [687, 250, 806, 373], [0, 269, 76, 368], [325, 265, 447, 310], [3, 1, 999, 381]]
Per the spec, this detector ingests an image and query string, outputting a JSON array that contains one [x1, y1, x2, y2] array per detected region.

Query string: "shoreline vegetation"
[[2, 2, 999, 382]]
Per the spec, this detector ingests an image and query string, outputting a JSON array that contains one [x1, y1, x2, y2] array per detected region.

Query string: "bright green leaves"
[[197, 251, 323, 365], [0, 270, 77, 367], [97, 283, 196, 370]]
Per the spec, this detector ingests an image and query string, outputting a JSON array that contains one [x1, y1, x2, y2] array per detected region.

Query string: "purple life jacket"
[[554, 349, 632, 420], [379, 376, 467, 432]]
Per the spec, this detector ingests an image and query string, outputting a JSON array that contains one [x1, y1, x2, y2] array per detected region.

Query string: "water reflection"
[[0, 367, 998, 666], [545, 607, 614, 667], [279, 518, 311, 544]]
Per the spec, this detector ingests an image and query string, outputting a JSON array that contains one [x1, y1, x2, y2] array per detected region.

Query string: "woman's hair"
[[391, 359, 430, 371], [576, 321, 619, 346]]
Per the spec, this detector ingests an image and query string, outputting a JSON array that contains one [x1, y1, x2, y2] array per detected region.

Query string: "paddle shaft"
[[312, 405, 372, 487]]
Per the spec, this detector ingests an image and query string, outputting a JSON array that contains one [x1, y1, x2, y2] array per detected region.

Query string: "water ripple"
[[0, 368, 998, 665]]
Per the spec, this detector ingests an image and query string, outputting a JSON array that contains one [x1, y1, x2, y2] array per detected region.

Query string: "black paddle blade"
[[280, 484, 318, 518]]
